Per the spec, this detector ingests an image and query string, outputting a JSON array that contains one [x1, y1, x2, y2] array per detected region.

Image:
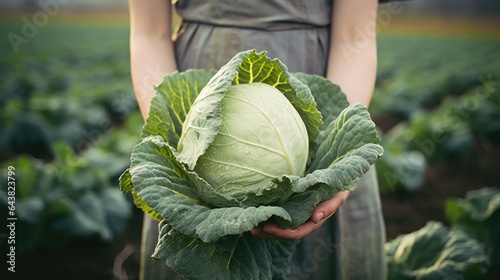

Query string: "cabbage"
[[120, 50, 384, 279], [385, 221, 490, 280], [180, 82, 309, 207]]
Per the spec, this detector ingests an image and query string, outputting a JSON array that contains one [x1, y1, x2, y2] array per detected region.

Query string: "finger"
[[262, 220, 326, 241], [311, 191, 350, 223], [251, 226, 280, 240]]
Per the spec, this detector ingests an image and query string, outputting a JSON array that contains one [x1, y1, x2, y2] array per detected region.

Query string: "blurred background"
[[0, 0, 499, 279]]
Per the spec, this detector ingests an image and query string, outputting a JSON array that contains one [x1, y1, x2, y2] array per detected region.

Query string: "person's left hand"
[[251, 191, 350, 240]]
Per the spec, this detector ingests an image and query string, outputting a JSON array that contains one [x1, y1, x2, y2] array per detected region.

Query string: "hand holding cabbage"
[[120, 50, 383, 279]]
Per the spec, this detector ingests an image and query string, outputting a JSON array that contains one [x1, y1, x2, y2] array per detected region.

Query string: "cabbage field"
[[1, 18, 499, 279]]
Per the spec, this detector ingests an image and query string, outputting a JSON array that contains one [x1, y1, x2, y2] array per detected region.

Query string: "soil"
[[382, 139, 500, 240], [12, 208, 143, 280], [12, 119, 500, 280]]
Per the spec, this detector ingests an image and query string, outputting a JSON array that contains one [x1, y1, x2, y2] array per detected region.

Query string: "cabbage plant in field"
[[120, 50, 384, 279], [385, 221, 490, 280]]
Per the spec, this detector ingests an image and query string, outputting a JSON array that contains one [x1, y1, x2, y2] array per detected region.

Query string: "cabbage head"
[[120, 50, 384, 280], [180, 82, 309, 207]]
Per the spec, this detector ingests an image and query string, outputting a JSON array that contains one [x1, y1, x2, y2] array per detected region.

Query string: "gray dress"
[[140, 1, 387, 279]]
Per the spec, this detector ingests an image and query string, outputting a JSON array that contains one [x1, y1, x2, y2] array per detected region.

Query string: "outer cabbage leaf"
[[124, 136, 292, 241], [385, 221, 490, 280], [306, 104, 381, 172], [282, 104, 384, 227], [153, 220, 296, 280], [293, 72, 349, 131], [142, 69, 217, 145]]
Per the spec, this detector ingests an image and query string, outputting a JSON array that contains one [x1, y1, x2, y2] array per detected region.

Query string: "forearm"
[[326, 41, 377, 107], [326, 0, 378, 107], [129, 0, 177, 120], [130, 36, 177, 119]]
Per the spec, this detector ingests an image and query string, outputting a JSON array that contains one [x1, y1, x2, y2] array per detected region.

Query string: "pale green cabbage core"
[[195, 83, 308, 196]]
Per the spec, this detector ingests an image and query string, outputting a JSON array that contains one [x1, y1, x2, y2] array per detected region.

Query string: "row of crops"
[[0, 21, 141, 252], [372, 33, 500, 279], [373, 35, 500, 193], [1, 19, 499, 279]]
